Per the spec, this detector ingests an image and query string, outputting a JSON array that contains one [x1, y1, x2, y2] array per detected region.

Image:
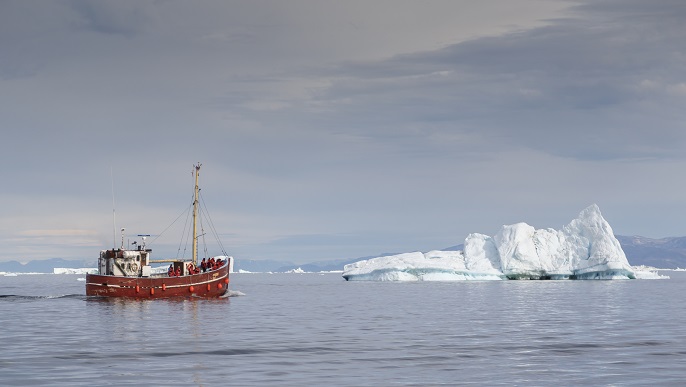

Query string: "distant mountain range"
[[2, 236, 686, 273], [615, 235, 686, 269]]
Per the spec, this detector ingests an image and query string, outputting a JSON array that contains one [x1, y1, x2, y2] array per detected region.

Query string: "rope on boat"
[[200, 193, 229, 256], [127, 185, 229, 261]]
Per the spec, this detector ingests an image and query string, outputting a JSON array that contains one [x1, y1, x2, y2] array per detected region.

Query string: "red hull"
[[86, 263, 230, 299]]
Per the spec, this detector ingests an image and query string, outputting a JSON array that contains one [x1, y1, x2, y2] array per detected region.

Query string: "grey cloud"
[[67, 0, 152, 37], [2, 0, 685, 263], [299, 0, 686, 161]]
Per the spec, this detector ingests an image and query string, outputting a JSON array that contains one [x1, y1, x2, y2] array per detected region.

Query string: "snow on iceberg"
[[53, 268, 98, 275], [286, 267, 308, 274], [342, 251, 504, 282], [343, 205, 636, 281]]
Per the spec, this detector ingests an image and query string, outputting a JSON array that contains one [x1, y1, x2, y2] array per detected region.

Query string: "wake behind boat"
[[86, 163, 233, 298]]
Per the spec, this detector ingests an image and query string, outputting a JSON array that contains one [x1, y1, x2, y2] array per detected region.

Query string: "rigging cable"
[[147, 205, 191, 247], [200, 193, 229, 256], [178, 199, 193, 260], [199, 207, 209, 260]]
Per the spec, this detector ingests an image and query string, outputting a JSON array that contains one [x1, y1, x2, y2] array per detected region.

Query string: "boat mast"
[[111, 167, 117, 249], [192, 163, 201, 266]]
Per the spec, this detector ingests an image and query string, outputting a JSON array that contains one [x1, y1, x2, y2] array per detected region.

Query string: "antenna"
[[137, 234, 150, 250], [111, 167, 117, 249]]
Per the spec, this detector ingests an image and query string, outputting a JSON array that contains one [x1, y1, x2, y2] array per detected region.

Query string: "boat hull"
[[86, 263, 230, 299]]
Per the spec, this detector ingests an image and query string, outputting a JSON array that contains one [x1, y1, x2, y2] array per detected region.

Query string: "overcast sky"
[[2, 0, 685, 264]]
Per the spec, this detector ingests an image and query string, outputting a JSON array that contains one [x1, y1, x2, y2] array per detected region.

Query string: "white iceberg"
[[286, 267, 308, 274], [343, 205, 636, 281], [53, 268, 98, 275], [632, 266, 669, 279]]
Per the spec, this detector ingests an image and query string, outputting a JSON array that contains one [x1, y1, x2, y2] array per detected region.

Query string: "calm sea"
[[1, 271, 685, 386]]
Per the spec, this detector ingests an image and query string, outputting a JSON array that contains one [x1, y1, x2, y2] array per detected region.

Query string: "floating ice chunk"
[[342, 251, 504, 281], [53, 268, 98, 275], [632, 266, 669, 279], [343, 205, 636, 281]]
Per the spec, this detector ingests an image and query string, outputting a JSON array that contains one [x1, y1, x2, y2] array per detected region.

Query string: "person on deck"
[[175, 267, 181, 276], [168, 264, 174, 276], [201, 258, 207, 272]]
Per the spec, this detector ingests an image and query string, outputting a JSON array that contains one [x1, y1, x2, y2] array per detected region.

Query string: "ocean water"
[[1, 272, 686, 386]]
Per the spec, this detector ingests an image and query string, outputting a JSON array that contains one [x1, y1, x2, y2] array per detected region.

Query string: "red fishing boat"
[[86, 163, 233, 298]]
